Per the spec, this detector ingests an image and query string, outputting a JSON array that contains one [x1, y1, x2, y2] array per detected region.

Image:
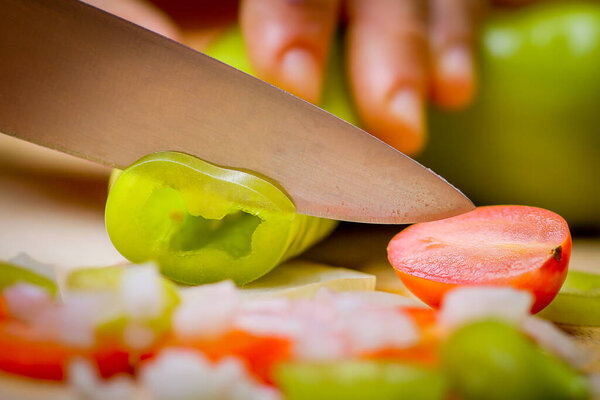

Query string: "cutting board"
[[1, 134, 600, 375]]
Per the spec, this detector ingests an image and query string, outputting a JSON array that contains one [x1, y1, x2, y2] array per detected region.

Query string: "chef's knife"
[[0, 0, 474, 224]]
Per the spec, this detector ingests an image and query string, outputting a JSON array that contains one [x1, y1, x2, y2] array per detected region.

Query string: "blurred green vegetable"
[[442, 320, 590, 400], [276, 361, 446, 400], [422, 2, 600, 227], [106, 152, 336, 285], [538, 269, 600, 326], [67, 264, 180, 338], [0, 261, 57, 297]]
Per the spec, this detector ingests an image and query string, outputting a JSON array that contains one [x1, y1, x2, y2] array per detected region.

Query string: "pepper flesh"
[[105, 152, 337, 285]]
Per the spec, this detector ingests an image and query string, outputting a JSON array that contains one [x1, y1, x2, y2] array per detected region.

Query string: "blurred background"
[[1, 0, 599, 273]]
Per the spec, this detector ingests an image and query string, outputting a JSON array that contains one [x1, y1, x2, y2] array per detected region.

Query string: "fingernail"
[[388, 89, 424, 135], [439, 46, 473, 82], [279, 48, 321, 103]]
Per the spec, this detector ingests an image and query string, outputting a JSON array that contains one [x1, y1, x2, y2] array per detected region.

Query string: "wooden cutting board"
[[2, 135, 600, 374]]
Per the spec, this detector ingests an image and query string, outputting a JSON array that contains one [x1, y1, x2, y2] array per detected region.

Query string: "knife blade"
[[0, 0, 474, 224]]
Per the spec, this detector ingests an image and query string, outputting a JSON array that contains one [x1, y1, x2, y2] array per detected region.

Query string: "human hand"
[[240, 0, 484, 155], [85, 0, 485, 155]]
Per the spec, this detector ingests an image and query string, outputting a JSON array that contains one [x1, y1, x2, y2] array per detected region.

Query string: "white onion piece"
[[55, 292, 122, 348], [120, 263, 165, 319], [123, 322, 157, 350], [174, 281, 239, 339], [344, 309, 419, 353], [293, 328, 348, 361], [235, 313, 303, 339], [3, 283, 53, 323], [68, 358, 140, 400], [236, 289, 421, 360], [521, 317, 590, 369], [140, 348, 279, 400], [440, 286, 533, 329]]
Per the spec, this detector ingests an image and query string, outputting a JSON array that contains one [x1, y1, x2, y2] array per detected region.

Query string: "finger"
[[346, 0, 429, 155], [84, 0, 180, 40], [240, 0, 340, 103], [430, 0, 484, 109]]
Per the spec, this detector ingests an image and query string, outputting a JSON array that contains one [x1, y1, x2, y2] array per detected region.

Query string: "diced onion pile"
[[0, 262, 593, 400]]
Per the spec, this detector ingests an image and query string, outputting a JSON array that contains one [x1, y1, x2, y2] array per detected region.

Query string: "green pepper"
[[538, 270, 600, 326], [206, 2, 600, 227], [0, 261, 58, 297], [105, 152, 337, 285], [67, 265, 180, 340], [275, 361, 446, 400], [442, 320, 590, 400]]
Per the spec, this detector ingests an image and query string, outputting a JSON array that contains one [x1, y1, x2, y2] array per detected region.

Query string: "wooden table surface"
[[1, 121, 600, 399], [3, 15, 599, 397]]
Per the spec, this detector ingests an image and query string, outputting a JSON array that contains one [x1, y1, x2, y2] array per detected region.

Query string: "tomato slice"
[[388, 206, 571, 313], [169, 330, 291, 384], [0, 297, 8, 321], [402, 307, 437, 330], [0, 321, 133, 381], [362, 308, 440, 366]]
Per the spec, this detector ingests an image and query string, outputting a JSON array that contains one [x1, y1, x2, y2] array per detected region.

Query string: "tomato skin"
[[388, 206, 571, 313], [163, 330, 291, 384], [0, 323, 73, 380], [0, 321, 134, 381], [0, 297, 8, 321]]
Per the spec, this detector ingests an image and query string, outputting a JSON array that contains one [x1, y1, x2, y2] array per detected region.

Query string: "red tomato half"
[[388, 206, 571, 313]]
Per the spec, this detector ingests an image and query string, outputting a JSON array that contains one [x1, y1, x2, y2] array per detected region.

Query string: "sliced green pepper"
[[105, 152, 337, 285], [538, 270, 600, 326], [442, 320, 590, 400], [67, 265, 180, 339], [275, 361, 446, 400]]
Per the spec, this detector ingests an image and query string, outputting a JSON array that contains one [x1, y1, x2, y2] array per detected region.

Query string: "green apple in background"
[[422, 2, 600, 229], [205, 1, 600, 228]]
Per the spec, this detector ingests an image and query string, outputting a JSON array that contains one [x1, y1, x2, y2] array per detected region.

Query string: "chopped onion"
[[344, 309, 419, 353], [174, 281, 239, 339], [440, 286, 533, 329], [3, 283, 53, 323], [68, 358, 139, 400], [120, 263, 165, 319], [521, 316, 590, 369], [123, 322, 157, 350], [140, 348, 279, 400]]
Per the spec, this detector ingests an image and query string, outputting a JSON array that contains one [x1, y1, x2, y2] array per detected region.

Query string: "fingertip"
[[432, 46, 476, 109], [361, 89, 427, 156], [388, 89, 425, 140], [386, 89, 427, 156], [278, 48, 322, 104]]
